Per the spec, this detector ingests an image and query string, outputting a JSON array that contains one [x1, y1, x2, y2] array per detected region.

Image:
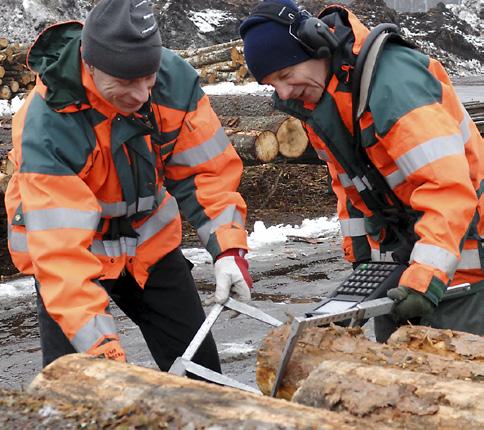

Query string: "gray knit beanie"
[[82, 0, 162, 79]]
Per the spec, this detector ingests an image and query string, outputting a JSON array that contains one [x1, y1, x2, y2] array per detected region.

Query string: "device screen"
[[313, 299, 356, 314]]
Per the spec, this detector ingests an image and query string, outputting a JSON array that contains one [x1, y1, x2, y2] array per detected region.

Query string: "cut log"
[[0, 38, 8, 49], [222, 114, 288, 164], [0, 85, 11, 100], [5, 79, 19, 93], [175, 40, 241, 59], [256, 324, 484, 400], [255, 130, 279, 163], [186, 47, 233, 69], [209, 94, 277, 117], [277, 117, 309, 158], [293, 360, 484, 429], [27, 353, 384, 430]]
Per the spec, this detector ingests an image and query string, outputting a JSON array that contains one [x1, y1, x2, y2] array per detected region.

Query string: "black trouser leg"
[[35, 280, 76, 367], [106, 248, 221, 376]]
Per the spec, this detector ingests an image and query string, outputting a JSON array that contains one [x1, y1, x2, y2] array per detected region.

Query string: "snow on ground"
[[0, 216, 340, 297], [187, 9, 237, 33]]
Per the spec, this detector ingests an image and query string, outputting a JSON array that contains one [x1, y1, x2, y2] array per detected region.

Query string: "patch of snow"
[[187, 9, 236, 33], [203, 81, 273, 95]]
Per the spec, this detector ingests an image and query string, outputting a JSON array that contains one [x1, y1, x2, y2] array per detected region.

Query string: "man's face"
[[261, 58, 330, 104], [88, 65, 157, 114]]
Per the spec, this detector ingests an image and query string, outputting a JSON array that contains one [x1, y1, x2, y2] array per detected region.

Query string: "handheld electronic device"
[[307, 261, 407, 317]]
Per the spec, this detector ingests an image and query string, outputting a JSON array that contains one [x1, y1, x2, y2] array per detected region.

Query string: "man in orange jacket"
[[5, 0, 252, 371], [240, 0, 483, 340]]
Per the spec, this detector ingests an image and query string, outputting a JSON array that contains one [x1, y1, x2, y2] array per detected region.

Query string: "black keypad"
[[331, 262, 406, 301]]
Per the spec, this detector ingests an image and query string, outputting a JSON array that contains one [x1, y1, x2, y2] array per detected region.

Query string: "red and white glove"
[[87, 337, 126, 362], [208, 248, 253, 304]]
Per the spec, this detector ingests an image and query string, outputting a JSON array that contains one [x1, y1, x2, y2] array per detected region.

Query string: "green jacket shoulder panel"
[[20, 92, 97, 175], [151, 48, 204, 112], [369, 44, 442, 137]]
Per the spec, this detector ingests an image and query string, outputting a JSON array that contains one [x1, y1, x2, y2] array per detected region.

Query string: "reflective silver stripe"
[[457, 249, 481, 270], [352, 176, 367, 192], [99, 200, 127, 217], [135, 196, 179, 246], [197, 204, 245, 246], [24, 207, 100, 231], [90, 239, 107, 256], [339, 218, 366, 237], [361, 176, 372, 190], [316, 148, 329, 161], [99, 191, 163, 218], [385, 169, 405, 189], [8, 225, 28, 252], [168, 127, 229, 167], [338, 173, 353, 188], [371, 249, 395, 262], [396, 134, 464, 177], [138, 195, 155, 212], [460, 109, 472, 144], [127, 202, 137, 217], [71, 314, 118, 352], [89, 237, 137, 257], [410, 243, 459, 276]]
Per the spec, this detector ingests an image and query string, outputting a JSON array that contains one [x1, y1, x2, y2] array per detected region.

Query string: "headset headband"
[[248, 3, 300, 25]]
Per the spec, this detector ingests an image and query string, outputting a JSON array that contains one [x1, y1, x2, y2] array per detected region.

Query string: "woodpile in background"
[[0, 38, 35, 101], [175, 40, 253, 86]]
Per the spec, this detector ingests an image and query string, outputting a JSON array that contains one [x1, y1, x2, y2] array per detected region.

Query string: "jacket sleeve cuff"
[[399, 263, 447, 305]]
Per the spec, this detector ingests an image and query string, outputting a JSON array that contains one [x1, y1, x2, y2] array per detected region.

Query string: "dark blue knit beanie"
[[239, 0, 312, 83]]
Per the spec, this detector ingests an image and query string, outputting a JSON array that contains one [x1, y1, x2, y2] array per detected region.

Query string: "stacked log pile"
[[175, 40, 253, 86], [0, 38, 35, 100], [209, 94, 484, 166], [465, 101, 484, 134], [257, 324, 484, 428]]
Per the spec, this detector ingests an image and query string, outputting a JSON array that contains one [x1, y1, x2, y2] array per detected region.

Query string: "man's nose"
[[274, 83, 292, 101], [129, 81, 150, 103]]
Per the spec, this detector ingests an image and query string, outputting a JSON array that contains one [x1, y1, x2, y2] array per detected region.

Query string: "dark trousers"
[[36, 248, 221, 376], [375, 283, 484, 342]]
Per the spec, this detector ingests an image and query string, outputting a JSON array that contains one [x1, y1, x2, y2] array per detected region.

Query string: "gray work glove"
[[387, 286, 436, 322]]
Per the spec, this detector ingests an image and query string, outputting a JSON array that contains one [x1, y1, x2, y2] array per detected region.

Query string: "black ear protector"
[[247, 2, 340, 59]]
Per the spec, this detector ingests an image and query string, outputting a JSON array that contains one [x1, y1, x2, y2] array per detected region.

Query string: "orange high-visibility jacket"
[[5, 22, 248, 352], [275, 6, 483, 304]]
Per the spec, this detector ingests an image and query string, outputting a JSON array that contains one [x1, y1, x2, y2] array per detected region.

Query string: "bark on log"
[[175, 40, 242, 59], [209, 94, 277, 117], [27, 353, 383, 430], [256, 324, 484, 400], [186, 47, 233, 69], [293, 360, 484, 429], [223, 114, 294, 164]]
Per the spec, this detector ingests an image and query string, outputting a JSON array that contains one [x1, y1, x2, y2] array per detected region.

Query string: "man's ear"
[[82, 59, 95, 76]]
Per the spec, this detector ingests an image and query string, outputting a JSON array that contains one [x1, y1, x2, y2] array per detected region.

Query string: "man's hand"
[[88, 338, 126, 362], [387, 286, 435, 322], [207, 249, 253, 305]]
